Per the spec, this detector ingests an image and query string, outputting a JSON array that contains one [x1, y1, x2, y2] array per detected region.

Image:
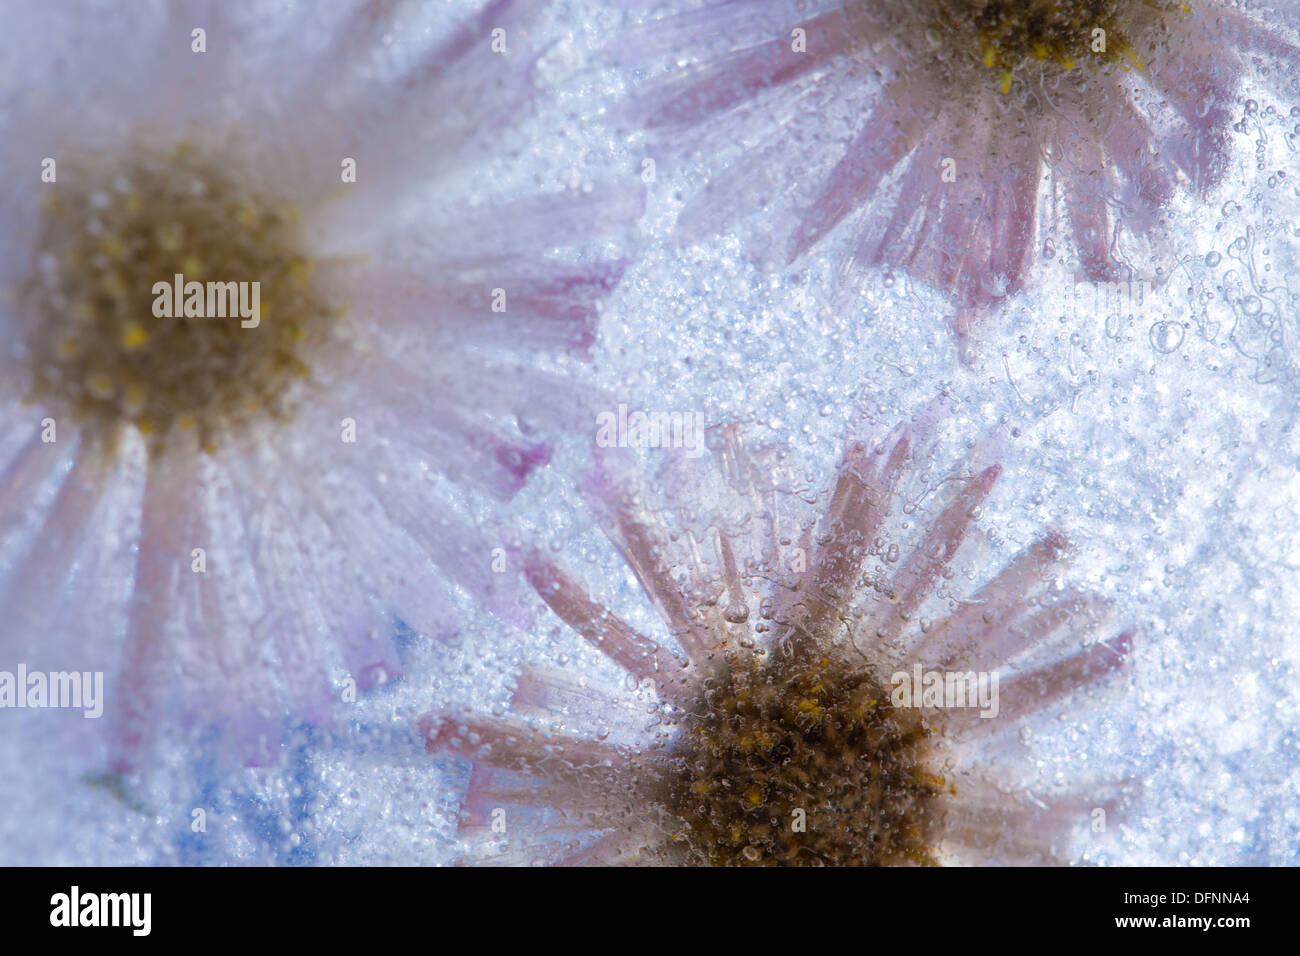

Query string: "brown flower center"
[[22, 143, 342, 454], [667, 652, 944, 866]]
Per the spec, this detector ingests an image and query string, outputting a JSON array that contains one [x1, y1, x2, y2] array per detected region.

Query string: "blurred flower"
[[424, 406, 1134, 865], [619, 0, 1298, 355], [0, 0, 640, 771]]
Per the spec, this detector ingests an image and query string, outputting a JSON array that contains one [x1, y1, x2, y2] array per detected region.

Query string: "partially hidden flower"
[[423, 407, 1134, 865], [0, 1, 641, 771], [618, 0, 1298, 356]]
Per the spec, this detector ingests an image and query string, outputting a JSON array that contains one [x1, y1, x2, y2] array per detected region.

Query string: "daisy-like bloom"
[[619, 0, 1298, 355], [0, 1, 640, 771], [423, 408, 1134, 865]]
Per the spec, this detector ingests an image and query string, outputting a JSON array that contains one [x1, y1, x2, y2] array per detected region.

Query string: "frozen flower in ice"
[[619, 0, 1298, 354], [0, 1, 640, 770], [423, 407, 1134, 865]]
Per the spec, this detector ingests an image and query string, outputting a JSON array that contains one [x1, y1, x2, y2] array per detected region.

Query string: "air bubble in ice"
[[1149, 321, 1185, 354], [723, 602, 750, 624]]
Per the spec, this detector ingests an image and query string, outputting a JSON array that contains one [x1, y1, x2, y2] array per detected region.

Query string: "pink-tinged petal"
[[39, 454, 139, 674], [421, 713, 631, 778], [428, 185, 645, 266], [939, 825, 1060, 866], [0, 438, 97, 652], [345, 353, 551, 501], [947, 789, 1124, 859], [246, 470, 404, 707], [953, 589, 1113, 671], [873, 464, 1002, 647], [581, 464, 718, 664], [300, 471, 461, 642], [914, 531, 1072, 665], [849, 107, 1040, 344], [1056, 134, 1120, 283], [1149, 52, 1234, 194], [457, 766, 603, 831], [1065, 184, 1116, 283], [348, 458, 534, 628], [867, 135, 947, 281], [955, 776, 1133, 827], [398, 0, 522, 93], [672, 102, 833, 253], [112, 453, 202, 770], [316, 0, 550, 189], [1219, 6, 1300, 63], [959, 632, 1134, 736], [1096, 81, 1178, 211], [239, 497, 338, 726], [554, 829, 660, 866], [220, 715, 282, 770], [789, 93, 920, 263], [0, 406, 32, 464], [327, 0, 404, 62], [510, 663, 626, 723], [358, 260, 625, 361], [715, 532, 748, 608], [468, 362, 609, 434], [519, 549, 684, 696], [295, 543, 405, 692], [617, 0, 819, 62], [504, 262, 626, 341], [160, 463, 289, 768], [492, 262, 628, 360], [782, 425, 908, 652], [1006, 592, 1114, 661], [845, 421, 910, 519], [982, 137, 1042, 292], [641, 8, 859, 130], [0, 432, 71, 551], [340, 621, 402, 693]]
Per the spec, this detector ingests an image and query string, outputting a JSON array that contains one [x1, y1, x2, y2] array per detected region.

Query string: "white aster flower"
[[0, 0, 640, 771]]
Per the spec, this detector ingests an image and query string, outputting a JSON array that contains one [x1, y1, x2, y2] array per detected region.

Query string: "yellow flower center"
[[927, 0, 1185, 90]]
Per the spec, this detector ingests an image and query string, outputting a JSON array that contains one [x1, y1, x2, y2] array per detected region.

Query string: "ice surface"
[[0, 0, 1297, 866]]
